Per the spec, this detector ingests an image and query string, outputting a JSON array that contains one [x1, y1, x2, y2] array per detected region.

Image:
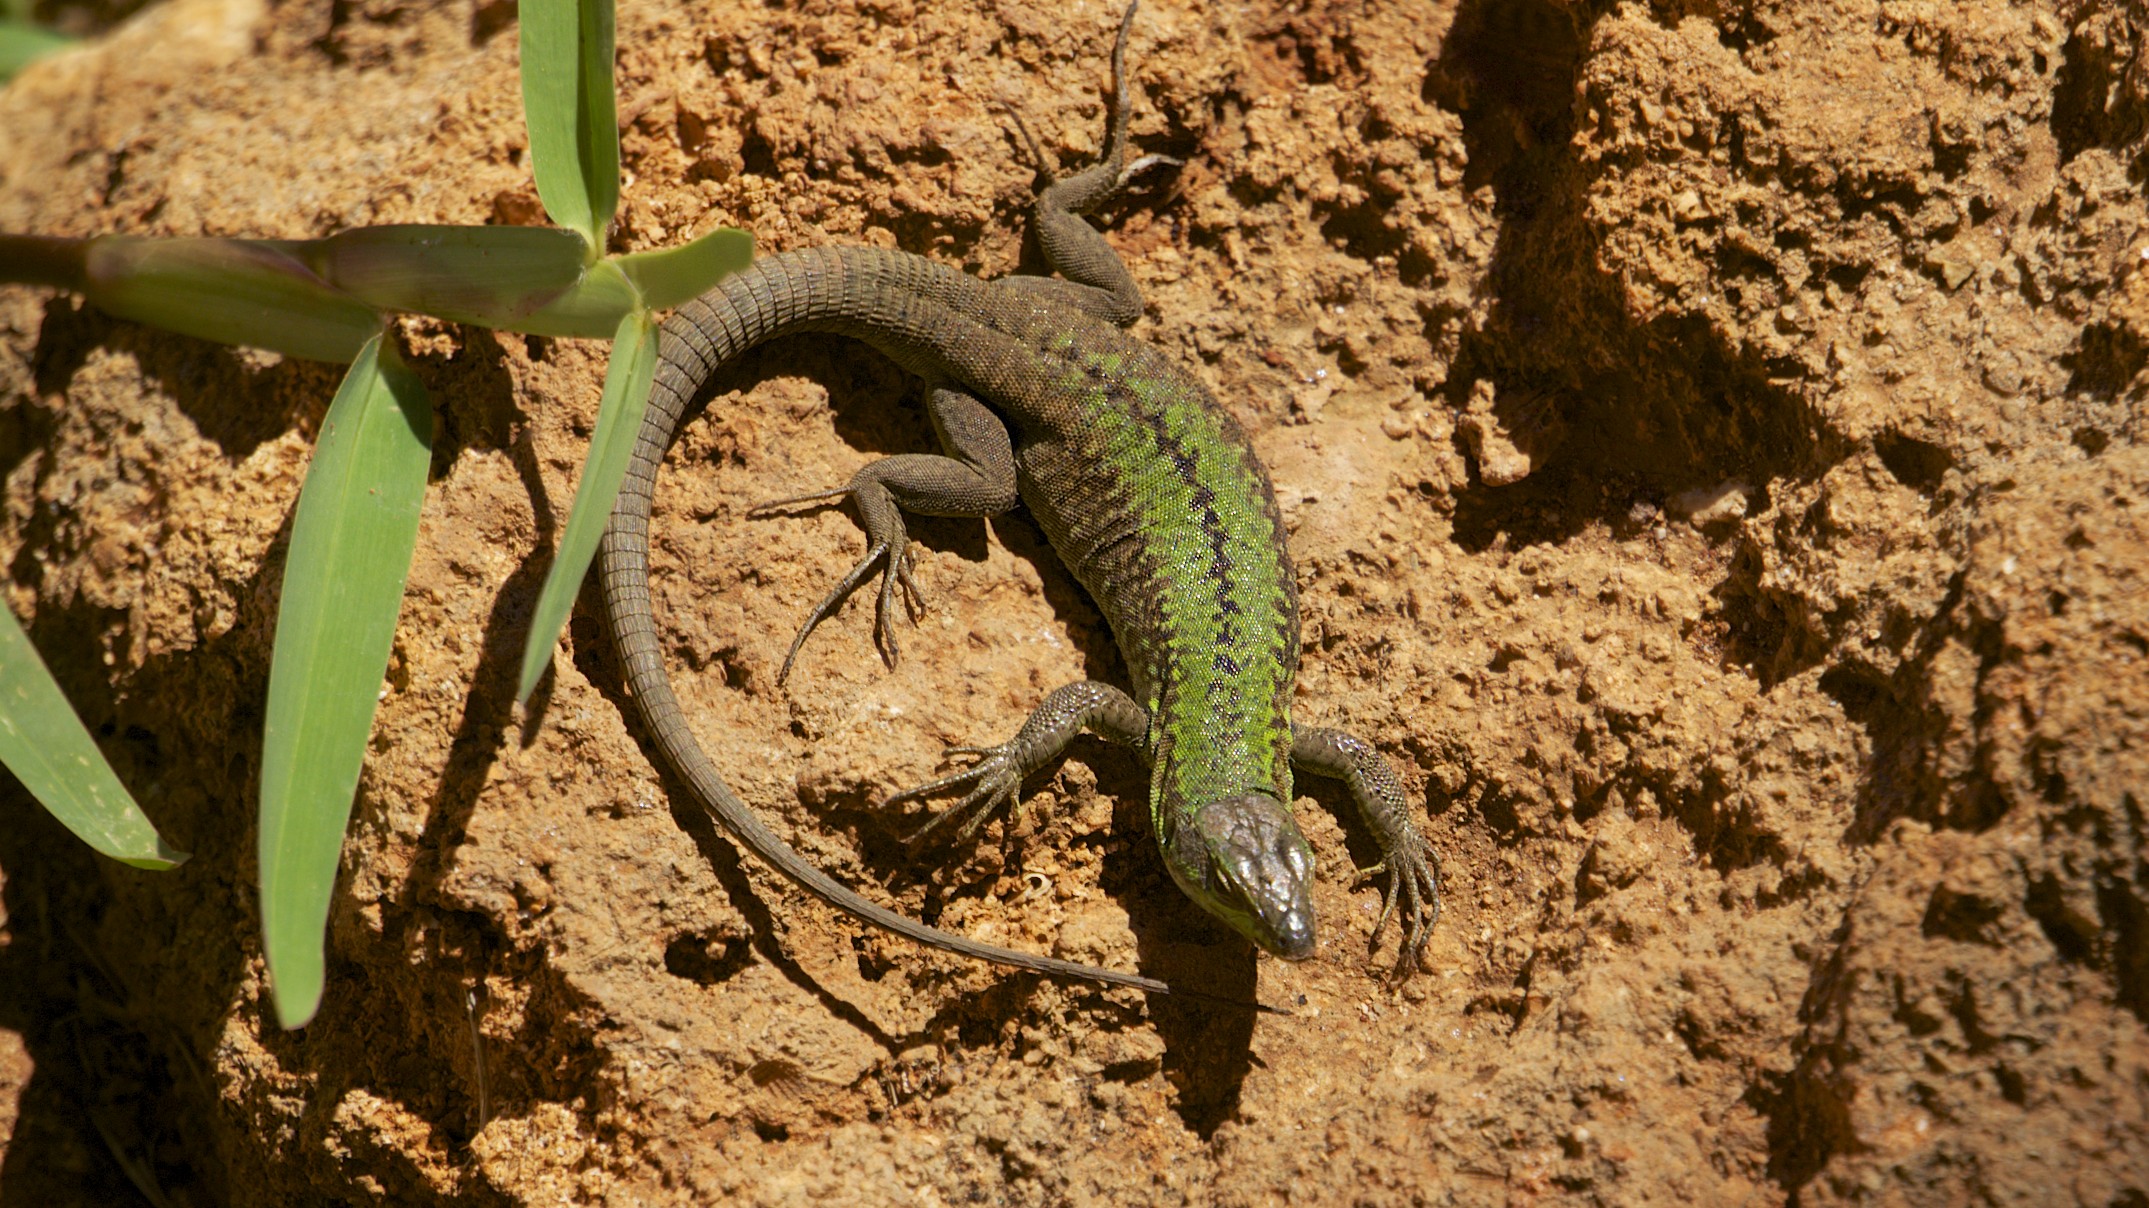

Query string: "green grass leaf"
[[519, 0, 619, 253], [517, 307, 655, 703], [307, 224, 587, 326], [55, 228, 647, 347], [83, 236, 382, 364], [312, 224, 646, 337], [498, 255, 640, 337], [0, 607, 185, 869], [0, 20, 71, 81], [614, 227, 754, 310], [259, 334, 432, 1029], [309, 225, 643, 337]]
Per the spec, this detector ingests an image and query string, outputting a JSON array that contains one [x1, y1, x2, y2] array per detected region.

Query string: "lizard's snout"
[[1265, 897, 1317, 962]]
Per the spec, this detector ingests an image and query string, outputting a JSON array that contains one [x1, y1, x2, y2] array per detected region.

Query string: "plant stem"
[[0, 233, 89, 290]]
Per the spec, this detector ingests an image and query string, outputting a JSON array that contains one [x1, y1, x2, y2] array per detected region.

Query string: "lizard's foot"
[[881, 743, 1026, 847], [1117, 152, 1182, 193], [1004, 101, 1179, 199], [1351, 840, 1442, 980], [753, 487, 924, 684]]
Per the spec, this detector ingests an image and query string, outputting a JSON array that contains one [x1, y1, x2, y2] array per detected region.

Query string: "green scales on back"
[[1028, 324, 1300, 806], [598, 1, 1439, 999]]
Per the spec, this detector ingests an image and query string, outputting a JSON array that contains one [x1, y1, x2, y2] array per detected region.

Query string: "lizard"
[[597, 0, 1440, 998]]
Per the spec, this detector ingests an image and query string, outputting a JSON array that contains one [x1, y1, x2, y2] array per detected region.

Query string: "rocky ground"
[[0, 0, 2145, 1202]]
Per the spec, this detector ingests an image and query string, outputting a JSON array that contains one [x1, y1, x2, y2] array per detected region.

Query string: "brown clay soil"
[[2, 0, 2146, 1202]]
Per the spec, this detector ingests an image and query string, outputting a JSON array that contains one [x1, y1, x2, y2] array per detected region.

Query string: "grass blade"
[[0, 608, 185, 869], [495, 256, 639, 338], [259, 334, 432, 1029], [313, 224, 640, 337], [516, 307, 655, 703], [0, 20, 70, 81], [83, 236, 382, 364], [309, 225, 587, 325], [614, 227, 754, 310], [519, 0, 618, 252]]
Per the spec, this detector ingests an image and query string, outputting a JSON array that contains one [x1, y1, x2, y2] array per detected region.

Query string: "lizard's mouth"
[[1171, 793, 1318, 960]]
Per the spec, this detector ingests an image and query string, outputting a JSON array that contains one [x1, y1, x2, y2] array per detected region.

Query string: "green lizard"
[[599, 1, 1438, 996]]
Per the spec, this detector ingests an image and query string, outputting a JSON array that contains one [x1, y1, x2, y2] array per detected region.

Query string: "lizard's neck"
[[1146, 668, 1296, 838]]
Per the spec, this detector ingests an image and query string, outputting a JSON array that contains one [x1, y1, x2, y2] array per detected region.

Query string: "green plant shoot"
[[0, 607, 185, 869], [0, 0, 751, 1029], [518, 307, 657, 700], [518, 0, 619, 255], [0, 20, 70, 82], [258, 334, 432, 1029]]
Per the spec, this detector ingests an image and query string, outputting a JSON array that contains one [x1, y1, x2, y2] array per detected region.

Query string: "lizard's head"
[[1166, 793, 1317, 960]]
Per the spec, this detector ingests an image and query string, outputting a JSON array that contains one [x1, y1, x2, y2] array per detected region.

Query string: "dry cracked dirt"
[[1, 0, 2146, 1203]]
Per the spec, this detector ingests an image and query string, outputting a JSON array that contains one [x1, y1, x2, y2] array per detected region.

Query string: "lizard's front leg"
[[757, 385, 1017, 682], [886, 681, 1150, 845], [1291, 726, 1442, 977]]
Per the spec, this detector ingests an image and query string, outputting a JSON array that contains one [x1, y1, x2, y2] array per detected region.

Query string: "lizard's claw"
[[1116, 152, 1182, 193], [770, 536, 911, 683], [889, 547, 925, 626], [863, 540, 927, 668], [1352, 840, 1442, 981], [749, 485, 852, 518], [882, 744, 1026, 847], [756, 487, 925, 684]]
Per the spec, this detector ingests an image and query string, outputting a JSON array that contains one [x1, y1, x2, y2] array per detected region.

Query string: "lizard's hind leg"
[[755, 385, 1018, 683]]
